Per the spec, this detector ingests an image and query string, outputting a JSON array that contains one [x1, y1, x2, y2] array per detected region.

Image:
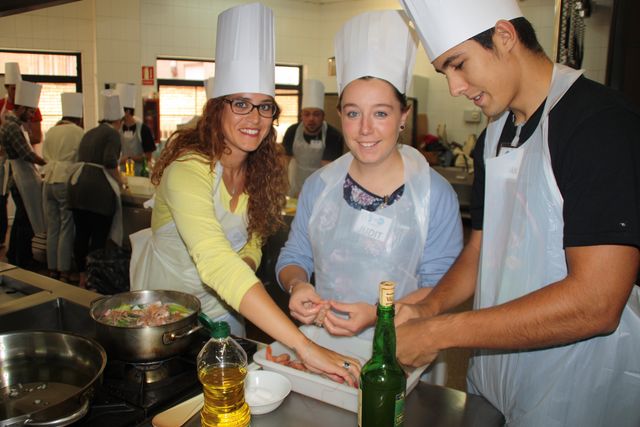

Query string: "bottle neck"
[[371, 303, 396, 360]]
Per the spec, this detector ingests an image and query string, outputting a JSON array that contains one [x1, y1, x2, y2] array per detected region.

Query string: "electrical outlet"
[[464, 109, 482, 123]]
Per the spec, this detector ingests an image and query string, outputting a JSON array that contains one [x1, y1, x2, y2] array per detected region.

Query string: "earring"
[[400, 124, 405, 130]]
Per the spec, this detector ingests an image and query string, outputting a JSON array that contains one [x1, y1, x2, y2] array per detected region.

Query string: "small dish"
[[244, 370, 291, 415]]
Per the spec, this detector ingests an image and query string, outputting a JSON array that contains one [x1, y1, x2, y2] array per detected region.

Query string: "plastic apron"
[[308, 145, 430, 339], [467, 64, 640, 426], [68, 162, 123, 246], [9, 128, 45, 235], [129, 162, 248, 336], [121, 119, 144, 175], [288, 122, 327, 197]]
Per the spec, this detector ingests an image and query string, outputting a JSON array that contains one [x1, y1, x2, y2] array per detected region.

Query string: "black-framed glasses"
[[223, 98, 278, 118]]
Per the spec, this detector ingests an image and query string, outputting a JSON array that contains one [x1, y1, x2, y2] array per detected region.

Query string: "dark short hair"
[[471, 17, 544, 55], [124, 107, 135, 115], [337, 76, 409, 112]]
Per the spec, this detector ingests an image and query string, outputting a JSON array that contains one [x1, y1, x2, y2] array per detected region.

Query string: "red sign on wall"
[[142, 66, 155, 86]]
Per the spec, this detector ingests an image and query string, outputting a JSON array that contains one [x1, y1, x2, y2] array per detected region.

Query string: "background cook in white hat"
[[41, 92, 84, 281], [0, 79, 47, 269], [276, 9, 462, 362], [115, 83, 155, 175], [128, 2, 361, 385], [282, 79, 344, 197], [67, 90, 126, 289], [1, 62, 44, 145], [397, 1, 640, 426]]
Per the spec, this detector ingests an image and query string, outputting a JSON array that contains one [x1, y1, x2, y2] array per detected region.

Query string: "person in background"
[[129, 2, 360, 386], [68, 91, 126, 289], [0, 62, 43, 145], [115, 83, 156, 176], [282, 79, 344, 197], [0, 80, 46, 269], [397, 0, 640, 425], [276, 10, 462, 342], [41, 93, 84, 282]]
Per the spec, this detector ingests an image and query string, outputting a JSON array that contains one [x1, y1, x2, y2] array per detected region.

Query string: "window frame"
[[0, 49, 82, 91]]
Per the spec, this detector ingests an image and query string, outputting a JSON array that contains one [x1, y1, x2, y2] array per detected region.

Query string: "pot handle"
[[23, 398, 90, 426], [163, 323, 203, 345]]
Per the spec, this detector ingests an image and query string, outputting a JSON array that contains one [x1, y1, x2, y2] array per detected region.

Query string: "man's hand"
[[322, 301, 376, 336]]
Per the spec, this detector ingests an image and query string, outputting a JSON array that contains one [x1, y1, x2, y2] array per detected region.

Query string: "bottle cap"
[[379, 281, 395, 307], [198, 313, 230, 338]]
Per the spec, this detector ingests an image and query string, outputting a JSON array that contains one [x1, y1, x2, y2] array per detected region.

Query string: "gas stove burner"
[[124, 358, 185, 384]]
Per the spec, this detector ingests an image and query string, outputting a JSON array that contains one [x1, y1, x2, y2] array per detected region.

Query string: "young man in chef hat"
[[396, 1, 640, 425], [1, 62, 44, 145], [282, 79, 344, 197], [115, 83, 155, 176], [0, 80, 46, 268], [41, 92, 84, 282]]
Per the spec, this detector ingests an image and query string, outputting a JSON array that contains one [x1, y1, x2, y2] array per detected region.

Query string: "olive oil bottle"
[[359, 281, 406, 427], [197, 320, 250, 427]]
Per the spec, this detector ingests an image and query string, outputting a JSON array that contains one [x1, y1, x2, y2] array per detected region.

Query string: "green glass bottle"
[[140, 157, 149, 177], [359, 281, 406, 427]]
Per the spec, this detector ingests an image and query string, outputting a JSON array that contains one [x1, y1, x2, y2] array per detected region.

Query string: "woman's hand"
[[322, 301, 376, 336], [289, 282, 329, 325], [294, 337, 362, 387]]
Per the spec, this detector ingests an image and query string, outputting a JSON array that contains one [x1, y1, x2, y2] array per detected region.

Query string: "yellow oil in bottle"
[[199, 365, 250, 427]]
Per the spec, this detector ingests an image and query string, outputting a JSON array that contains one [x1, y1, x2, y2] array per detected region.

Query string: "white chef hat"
[[213, 2, 275, 98], [301, 79, 325, 110], [335, 10, 418, 95], [61, 92, 83, 118], [15, 81, 42, 108], [204, 77, 215, 100], [102, 90, 124, 121], [4, 62, 21, 85], [400, 0, 523, 62], [115, 83, 137, 109]]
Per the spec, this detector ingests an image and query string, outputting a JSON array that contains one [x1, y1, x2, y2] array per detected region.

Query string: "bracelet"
[[288, 279, 304, 295]]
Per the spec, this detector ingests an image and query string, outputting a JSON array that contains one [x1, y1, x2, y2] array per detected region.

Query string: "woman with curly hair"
[[130, 2, 360, 386]]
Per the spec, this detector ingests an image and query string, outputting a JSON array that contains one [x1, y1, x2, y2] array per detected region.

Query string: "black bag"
[[86, 247, 131, 294]]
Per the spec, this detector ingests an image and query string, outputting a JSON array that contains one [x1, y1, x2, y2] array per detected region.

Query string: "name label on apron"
[[353, 210, 392, 242]]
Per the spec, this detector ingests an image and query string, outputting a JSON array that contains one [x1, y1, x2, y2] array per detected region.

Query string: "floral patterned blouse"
[[343, 173, 404, 212]]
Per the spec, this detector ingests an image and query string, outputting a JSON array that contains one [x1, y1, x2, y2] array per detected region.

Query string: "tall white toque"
[[102, 90, 124, 121], [301, 79, 325, 110], [4, 62, 21, 85], [213, 2, 275, 98], [334, 10, 418, 95], [115, 83, 137, 109], [61, 92, 83, 118], [15, 81, 42, 109], [399, 0, 523, 62], [204, 77, 215, 100]]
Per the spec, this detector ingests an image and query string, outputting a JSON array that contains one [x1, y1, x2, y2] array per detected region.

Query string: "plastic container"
[[196, 320, 250, 427]]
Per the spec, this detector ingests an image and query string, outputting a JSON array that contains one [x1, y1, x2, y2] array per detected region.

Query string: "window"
[[156, 58, 301, 142], [0, 50, 82, 134]]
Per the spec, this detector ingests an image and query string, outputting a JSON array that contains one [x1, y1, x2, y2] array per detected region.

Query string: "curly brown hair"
[[151, 97, 288, 240]]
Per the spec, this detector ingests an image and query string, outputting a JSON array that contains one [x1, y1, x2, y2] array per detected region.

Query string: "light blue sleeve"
[[418, 169, 464, 287], [275, 172, 326, 290]]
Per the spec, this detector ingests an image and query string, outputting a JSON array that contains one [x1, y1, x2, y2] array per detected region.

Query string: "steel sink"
[[0, 297, 95, 336]]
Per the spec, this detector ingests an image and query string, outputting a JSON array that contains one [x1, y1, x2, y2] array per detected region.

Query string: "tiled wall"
[[0, 0, 612, 143]]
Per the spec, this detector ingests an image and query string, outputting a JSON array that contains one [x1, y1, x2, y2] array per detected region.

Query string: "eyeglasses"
[[224, 98, 278, 118]]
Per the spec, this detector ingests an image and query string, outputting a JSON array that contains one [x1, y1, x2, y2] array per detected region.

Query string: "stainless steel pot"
[[89, 290, 202, 362], [0, 331, 106, 427]]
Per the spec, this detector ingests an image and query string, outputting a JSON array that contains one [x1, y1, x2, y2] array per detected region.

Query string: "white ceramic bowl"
[[244, 370, 292, 415]]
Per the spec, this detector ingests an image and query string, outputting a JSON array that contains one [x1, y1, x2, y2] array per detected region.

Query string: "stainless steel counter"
[[182, 381, 504, 427]]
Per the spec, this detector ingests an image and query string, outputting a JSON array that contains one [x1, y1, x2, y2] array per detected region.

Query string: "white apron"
[[289, 122, 327, 196], [468, 64, 640, 426], [308, 145, 430, 339], [129, 162, 248, 336], [121, 118, 144, 175], [68, 162, 123, 246], [9, 128, 45, 235]]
